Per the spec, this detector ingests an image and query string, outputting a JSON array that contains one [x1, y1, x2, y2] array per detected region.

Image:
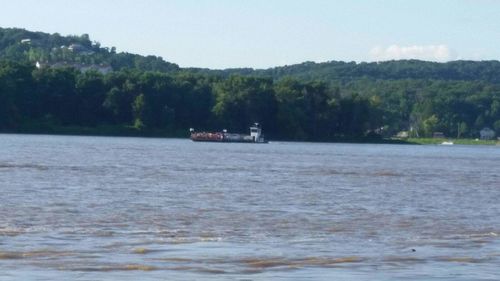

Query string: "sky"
[[1, 0, 499, 69]]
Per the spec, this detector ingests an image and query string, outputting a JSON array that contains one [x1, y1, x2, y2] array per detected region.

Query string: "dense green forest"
[[1, 27, 500, 140]]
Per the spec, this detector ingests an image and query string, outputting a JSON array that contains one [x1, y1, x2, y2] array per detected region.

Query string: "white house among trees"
[[480, 127, 495, 140]]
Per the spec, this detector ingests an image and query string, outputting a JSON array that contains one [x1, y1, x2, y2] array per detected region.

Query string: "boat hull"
[[189, 124, 267, 143], [191, 138, 261, 143], [190, 133, 266, 143]]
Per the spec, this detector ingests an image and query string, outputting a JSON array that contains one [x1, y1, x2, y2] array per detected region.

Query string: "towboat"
[[190, 123, 267, 143]]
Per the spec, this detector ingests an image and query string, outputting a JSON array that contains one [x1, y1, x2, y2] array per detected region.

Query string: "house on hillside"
[[68, 43, 94, 55], [433, 132, 445, 138], [35, 61, 113, 75], [68, 43, 85, 52], [480, 127, 495, 140], [79, 64, 113, 75]]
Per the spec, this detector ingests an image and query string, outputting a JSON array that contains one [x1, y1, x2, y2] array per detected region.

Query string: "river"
[[0, 134, 499, 280]]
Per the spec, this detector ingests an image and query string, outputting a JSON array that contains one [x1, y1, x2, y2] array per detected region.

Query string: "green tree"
[[75, 70, 106, 126], [132, 93, 151, 130], [423, 115, 439, 137], [213, 76, 277, 133], [457, 121, 468, 138], [493, 120, 500, 134], [274, 78, 308, 139]]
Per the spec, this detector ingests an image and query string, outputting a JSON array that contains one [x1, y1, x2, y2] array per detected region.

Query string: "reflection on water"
[[1, 134, 499, 280]]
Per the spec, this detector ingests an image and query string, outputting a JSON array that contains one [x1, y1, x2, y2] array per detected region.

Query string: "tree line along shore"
[[1, 28, 500, 143]]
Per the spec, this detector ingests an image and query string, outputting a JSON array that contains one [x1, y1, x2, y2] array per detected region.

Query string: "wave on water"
[[153, 255, 365, 273], [0, 250, 73, 260], [1, 248, 499, 275], [0, 227, 25, 236], [299, 168, 404, 177], [434, 256, 493, 263], [239, 256, 364, 269], [0, 162, 117, 173], [0, 163, 49, 171]]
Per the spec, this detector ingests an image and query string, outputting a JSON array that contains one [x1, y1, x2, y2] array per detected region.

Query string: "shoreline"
[[1, 127, 498, 145], [406, 137, 499, 146]]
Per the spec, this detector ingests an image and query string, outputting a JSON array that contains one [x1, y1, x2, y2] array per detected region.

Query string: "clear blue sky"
[[1, 0, 499, 69]]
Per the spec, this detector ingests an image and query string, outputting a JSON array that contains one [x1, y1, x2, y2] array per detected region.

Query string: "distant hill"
[[3, 27, 500, 84], [0, 27, 179, 72], [188, 60, 500, 84]]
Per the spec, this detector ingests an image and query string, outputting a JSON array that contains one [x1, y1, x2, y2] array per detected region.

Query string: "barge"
[[190, 123, 267, 143]]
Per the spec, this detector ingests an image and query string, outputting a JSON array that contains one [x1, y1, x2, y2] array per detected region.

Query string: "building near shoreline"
[[480, 127, 495, 140]]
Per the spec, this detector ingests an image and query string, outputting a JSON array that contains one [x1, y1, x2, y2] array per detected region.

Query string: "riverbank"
[[406, 137, 499, 145], [1, 126, 407, 144], [2, 125, 188, 138], [2, 126, 499, 145]]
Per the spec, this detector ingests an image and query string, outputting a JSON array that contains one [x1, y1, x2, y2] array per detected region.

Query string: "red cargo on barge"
[[190, 123, 267, 143]]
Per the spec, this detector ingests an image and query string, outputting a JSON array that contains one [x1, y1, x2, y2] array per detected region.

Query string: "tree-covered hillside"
[[0, 27, 179, 72], [1, 27, 499, 141], [189, 60, 500, 84]]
